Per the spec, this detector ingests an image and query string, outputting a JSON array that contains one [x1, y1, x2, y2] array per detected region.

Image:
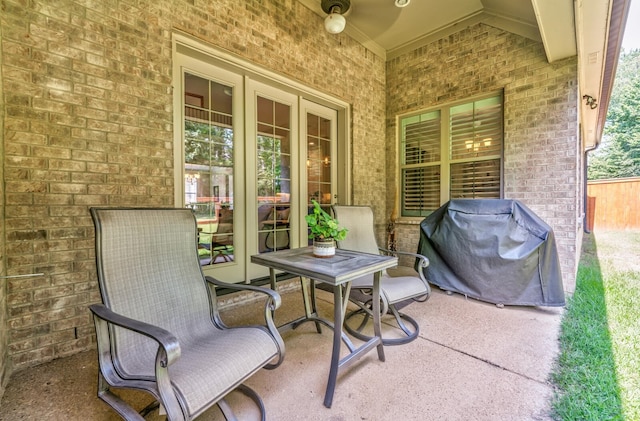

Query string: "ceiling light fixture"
[[394, 0, 411, 7], [321, 0, 351, 34]]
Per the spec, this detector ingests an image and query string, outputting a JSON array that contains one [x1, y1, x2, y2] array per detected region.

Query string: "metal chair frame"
[[332, 205, 431, 345], [89, 208, 284, 420]]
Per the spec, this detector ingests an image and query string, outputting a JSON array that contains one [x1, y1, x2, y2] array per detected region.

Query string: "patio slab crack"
[[420, 336, 551, 387]]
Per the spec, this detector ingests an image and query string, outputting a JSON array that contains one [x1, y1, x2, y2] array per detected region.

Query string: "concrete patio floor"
[[0, 283, 563, 420]]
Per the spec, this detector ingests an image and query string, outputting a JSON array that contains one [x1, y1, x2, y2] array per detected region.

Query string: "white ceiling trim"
[[386, 10, 542, 60], [531, 0, 578, 62], [343, 21, 388, 59], [482, 8, 542, 41], [387, 11, 485, 60]]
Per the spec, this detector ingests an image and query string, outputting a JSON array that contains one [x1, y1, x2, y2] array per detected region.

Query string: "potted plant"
[[305, 200, 348, 257]]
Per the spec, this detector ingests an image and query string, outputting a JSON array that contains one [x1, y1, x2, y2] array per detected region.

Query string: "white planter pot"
[[312, 239, 336, 257]]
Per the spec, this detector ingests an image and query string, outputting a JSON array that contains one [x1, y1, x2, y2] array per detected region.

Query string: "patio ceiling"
[[299, 0, 631, 148], [300, 0, 573, 61]]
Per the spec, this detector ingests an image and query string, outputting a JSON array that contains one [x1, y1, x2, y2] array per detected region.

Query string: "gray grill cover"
[[417, 199, 565, 306]]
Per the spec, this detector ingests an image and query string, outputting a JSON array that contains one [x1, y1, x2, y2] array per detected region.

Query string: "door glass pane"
[[257, 96, 291, 253], [184, 73, 235, 265], [306, 112, 333, 244]]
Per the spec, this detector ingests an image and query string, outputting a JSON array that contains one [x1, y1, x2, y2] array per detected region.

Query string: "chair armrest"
[[205, 277, 282, 311], [89, 303, 181, 367], [378, 248, 430, 268], [89, 303, 185, 418], [378, 248, 430, 289], [205, 276, 285, 368]]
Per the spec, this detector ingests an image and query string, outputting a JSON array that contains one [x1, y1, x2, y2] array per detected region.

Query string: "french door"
[[245, 80, 299, 279], [177, 59, 339, 283]]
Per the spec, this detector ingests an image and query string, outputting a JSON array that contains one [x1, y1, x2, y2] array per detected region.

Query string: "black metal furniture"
[[251, 246, 397, 408]]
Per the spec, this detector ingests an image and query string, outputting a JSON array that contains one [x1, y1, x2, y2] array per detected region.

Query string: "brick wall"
[[386, 24, 580, 287], [0, 1, 582, 375], [0, 18, 8, 395], [0, 0, 387, 372]]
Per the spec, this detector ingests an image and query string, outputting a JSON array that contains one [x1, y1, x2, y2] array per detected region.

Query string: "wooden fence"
[[587, 177, 640, 231]]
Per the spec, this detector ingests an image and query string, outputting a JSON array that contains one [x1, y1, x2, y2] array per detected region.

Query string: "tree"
[[184, 120, 233, 166], [588, 49, 640, 180]]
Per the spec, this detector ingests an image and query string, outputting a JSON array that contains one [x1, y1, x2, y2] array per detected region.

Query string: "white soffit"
[[576, 0, 613, 148], [531, 0, 577, 62]]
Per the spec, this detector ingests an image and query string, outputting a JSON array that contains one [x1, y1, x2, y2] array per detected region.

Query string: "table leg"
[[269, 268, 277, 290], [372, 271, 385, 361], [301, 277, 322, 333], [269, 268, 277, 320], [323, 283, 344, 408]]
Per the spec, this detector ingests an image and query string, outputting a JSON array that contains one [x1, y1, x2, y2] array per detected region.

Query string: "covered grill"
[[417, 199, 565, 306]]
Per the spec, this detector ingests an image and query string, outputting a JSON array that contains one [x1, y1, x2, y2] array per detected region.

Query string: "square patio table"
[[251, 246, 398, 408]]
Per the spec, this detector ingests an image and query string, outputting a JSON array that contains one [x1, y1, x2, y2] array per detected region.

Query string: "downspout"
[[583, 145, 597, 234]]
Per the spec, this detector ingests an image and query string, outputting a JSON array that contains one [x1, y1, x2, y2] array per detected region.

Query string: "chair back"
[[91, 208, 214, 375], [331, 205, 380, 255]]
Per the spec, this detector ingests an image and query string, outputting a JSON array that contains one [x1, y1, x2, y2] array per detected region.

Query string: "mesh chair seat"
[[119, 327, 279, 416], [351, 273, 429, 304]]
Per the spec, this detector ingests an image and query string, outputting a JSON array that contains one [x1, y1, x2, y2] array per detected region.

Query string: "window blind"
[[401, 111, 441, 215], [450, 97, 502, 160], [403, 166, 441, 216], [399, 93, 503, 216], [449, 96, 502, 200], [450, 159, 501, 198]]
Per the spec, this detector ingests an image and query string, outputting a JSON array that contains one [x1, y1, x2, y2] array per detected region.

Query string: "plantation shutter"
[[449, 96, 502, 199], [399, 92, 503, 217], [401, 111, 441, 216]]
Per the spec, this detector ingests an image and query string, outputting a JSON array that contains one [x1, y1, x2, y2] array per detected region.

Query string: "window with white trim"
[[400, 93, 503, 216]]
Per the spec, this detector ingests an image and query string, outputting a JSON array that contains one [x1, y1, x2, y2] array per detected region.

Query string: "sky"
[[622, 0, 640, 51]]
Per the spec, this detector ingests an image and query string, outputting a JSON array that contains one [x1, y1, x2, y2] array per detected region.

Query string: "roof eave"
[[578, 0, 631, 150]]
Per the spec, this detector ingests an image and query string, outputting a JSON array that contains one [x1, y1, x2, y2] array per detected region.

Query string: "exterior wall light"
[[583, 95, 598, 109]]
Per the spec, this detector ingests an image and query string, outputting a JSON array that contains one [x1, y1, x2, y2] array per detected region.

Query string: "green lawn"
[[552, 231, 640, 420]]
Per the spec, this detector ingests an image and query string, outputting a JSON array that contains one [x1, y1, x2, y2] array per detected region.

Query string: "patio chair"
[[261, 205, 291, 251], [198, 225, 235, 264], [89, 207, 285, 420], [331, 205, 431, 345]]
